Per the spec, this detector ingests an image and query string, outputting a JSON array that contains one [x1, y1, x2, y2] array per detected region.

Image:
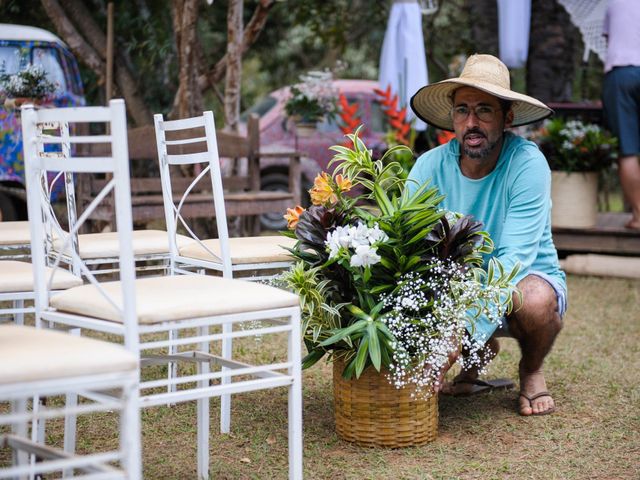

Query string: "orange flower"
[[309, 172, 338, 205], [335, 174, 352, 193], [284, 205, 305, 230]]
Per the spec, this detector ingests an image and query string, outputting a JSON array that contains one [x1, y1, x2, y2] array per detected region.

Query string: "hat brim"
[[410, 78, 553, 131]]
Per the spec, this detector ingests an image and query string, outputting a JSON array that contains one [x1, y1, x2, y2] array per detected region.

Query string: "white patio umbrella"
[[378, 0, 429, 131]]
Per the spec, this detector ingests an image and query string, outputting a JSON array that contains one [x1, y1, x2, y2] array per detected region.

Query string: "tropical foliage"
[[280, 129, 518, 397], [373, 84, 417, 178]]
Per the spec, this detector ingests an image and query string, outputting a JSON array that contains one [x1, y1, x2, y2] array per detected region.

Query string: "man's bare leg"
[[440, 275, 562, 414], [507, 275, 563, 415], [618, 155, 640, 229]]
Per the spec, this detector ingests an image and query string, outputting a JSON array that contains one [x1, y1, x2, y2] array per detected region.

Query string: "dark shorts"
[[602, 66, 640, 156], [494, 271, 568, 338]]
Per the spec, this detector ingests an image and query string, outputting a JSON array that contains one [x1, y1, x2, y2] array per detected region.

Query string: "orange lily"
[[284, 205, 305, 230], [309, 172, 338, 205], [335, 174, 352, 193]]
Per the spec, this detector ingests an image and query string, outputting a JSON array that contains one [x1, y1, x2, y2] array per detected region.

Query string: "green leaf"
[[367, 322, 381, 371], [301, 349, 325, 369], [318, 319, 367, 346], [354, 337, 369, 378], [373, 183, 393, 216], [342, 357, 357, 379]]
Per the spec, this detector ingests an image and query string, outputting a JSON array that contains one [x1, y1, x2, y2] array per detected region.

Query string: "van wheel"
[[0, 192, 17, 222], [260, 172, 290, 231]]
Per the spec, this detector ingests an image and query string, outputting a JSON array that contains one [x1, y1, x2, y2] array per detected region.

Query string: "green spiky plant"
[[280, 127, 519, 391]]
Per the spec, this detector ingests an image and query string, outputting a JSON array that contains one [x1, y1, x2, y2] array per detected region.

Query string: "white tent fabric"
[[379, 0, 428, 131], [557, 0, 608, 62], [497, 0, 531, 68]]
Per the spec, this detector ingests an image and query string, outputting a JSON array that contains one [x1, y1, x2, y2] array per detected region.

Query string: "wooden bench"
[[79, 114, 301, 234]]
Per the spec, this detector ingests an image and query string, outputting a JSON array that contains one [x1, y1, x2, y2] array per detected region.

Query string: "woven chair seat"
[[0, 221, 30, 246], [50, 274, 299, 324], [0, 324, 137, 384], [179, 236, 296, 264], [52, 229, 194, 259], [0, 260, 82, 293]]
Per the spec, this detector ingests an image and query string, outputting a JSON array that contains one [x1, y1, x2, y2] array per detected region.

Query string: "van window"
[[62, 49, 83, 96], [33, 47, 67, 92], [240, 95, 277, 121], [0, 46, 23, 74]]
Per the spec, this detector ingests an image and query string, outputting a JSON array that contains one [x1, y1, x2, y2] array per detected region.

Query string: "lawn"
[[2, 274, 639, 479]]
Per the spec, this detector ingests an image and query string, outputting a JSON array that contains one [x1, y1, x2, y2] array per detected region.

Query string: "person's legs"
[[618, 154, 640, 229], [506, 275, 563, 415], [441, 274, 564, 414], [603, 66, 640, 229]]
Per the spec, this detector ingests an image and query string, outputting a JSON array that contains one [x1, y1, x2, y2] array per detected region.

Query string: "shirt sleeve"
[[493, 145, 551, 285]]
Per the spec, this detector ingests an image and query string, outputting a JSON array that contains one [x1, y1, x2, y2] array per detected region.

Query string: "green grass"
[[2, 275, 639, 479]]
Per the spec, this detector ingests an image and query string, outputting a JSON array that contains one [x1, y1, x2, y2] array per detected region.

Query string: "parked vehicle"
[[0, 24, 86, 221], [243, 79, 387, 229]]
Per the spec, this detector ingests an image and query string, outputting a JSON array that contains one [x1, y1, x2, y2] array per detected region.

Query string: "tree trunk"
[[170, 0, 203, 120], [224, 0, 243, 131], [41, 0, 152, 126], [198, 0, 274, 90], [527, 0, 577, 103], [467, 0, 499, 56]]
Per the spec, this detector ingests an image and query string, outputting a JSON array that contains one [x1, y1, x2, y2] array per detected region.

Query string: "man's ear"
[[505, 108, 515, 128]]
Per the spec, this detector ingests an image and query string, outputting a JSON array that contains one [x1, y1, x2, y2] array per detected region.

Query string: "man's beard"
[[463, 137, 500, 159]]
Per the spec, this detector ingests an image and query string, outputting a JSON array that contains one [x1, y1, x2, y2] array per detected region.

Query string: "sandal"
[[519, 391, 556, 416]]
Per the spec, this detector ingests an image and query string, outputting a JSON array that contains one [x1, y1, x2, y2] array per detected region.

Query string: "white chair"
[[38, 118, 191, 278], [153, 111, 296, 281], [22, 100, 303, 480], [0, 220, 30, 259], [0, 260, 82, 324], [0, 324, 141, 479], [154, 111, 298, 434]]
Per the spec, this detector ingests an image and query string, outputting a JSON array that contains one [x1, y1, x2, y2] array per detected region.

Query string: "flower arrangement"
[[284, 71, 338, 124], [531, 117, 618, 172], [281, 128, 518, 398], [0, 64, 57, 104]]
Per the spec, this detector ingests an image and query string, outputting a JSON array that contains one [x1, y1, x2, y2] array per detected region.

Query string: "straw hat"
[[410, 54, 553, 131]]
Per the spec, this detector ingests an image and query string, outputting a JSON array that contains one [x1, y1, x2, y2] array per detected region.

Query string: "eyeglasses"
[[451, 105, 501, 123]]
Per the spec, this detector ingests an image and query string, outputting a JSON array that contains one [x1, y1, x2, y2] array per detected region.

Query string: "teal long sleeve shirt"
[[407, 132, 566, 342]]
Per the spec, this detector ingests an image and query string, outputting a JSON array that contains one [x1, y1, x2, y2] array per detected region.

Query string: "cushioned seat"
[[178, 236, 296, 264], [0, 260, 82, 293], [52, 229, 194, 259], [0, 324, 137, 384], [0, 221, 30, 246], [50, 274, 299, 324]]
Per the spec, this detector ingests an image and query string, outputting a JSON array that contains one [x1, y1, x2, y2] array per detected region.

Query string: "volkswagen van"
[[0, 24, 85, 220]]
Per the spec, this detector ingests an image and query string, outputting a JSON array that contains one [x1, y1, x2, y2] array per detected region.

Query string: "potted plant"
[[280, 129, 518, 447], [284, 71, 338, 137], [531, 117, 617, 228], [0, 64, 57, 110]]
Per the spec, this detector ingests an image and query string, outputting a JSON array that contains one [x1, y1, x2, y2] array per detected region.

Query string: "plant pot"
[[551, 171, 599, 228], [332, 357, 438, 448], [3, 97, 43, 110], [294, 121, 316, 138]]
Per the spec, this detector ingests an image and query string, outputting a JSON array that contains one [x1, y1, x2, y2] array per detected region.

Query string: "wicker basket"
[[332, 358, 438, 448]]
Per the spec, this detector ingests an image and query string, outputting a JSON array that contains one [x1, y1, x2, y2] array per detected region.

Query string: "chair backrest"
[[153, 111, 233, 276], [21, 99, 139, 349]]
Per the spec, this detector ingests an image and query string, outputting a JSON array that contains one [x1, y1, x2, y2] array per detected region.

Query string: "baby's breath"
[[379, 260, 503, 398]]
